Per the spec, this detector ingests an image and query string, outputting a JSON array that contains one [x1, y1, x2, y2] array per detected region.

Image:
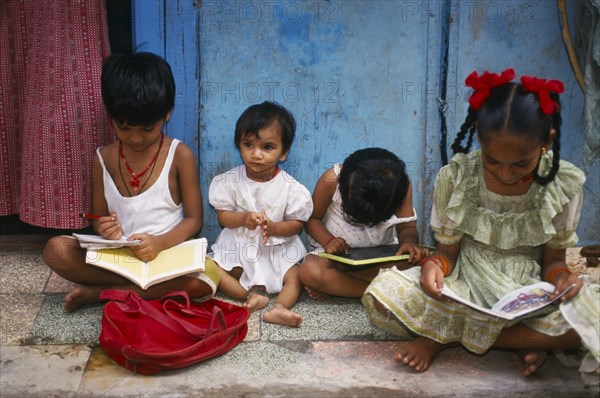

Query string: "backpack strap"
[[100, 289, 225, 339]]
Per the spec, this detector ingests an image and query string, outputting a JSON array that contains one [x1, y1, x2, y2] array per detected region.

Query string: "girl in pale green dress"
[[363, 69, 599, 383]]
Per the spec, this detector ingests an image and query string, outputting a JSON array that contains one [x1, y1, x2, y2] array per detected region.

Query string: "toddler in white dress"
[[209, 101, 313, 327]]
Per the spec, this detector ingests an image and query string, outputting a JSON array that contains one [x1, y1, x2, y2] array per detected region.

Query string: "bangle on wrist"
[[324, 236, 336, 247], [547, 267, 573, 284], [419, 255, 450, 276]]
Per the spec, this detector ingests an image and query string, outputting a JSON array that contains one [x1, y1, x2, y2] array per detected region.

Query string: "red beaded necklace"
[[119, 133, 164, 191]]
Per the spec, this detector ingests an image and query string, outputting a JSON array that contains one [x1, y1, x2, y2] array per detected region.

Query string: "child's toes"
[[293, 313, 303, 326], [263, 305, 302, 327]]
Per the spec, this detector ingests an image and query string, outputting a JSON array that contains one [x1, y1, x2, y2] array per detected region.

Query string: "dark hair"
[[101, 52, 175, 126], [452, 82, 562, 185], [234, 101, 296, 154], [338, 148, 409, 226]]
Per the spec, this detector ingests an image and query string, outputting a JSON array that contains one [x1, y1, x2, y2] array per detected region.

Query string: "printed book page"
[[144, 240, 206, 281], [489, 282, 571, 318], [395, 271, 571, 320], [85, 238, 207, 289], [442, 282, 572, 320], [73, 233, 141, 249]]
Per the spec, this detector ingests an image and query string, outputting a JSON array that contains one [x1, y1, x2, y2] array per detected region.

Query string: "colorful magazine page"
[[442, 282, 573, 320]]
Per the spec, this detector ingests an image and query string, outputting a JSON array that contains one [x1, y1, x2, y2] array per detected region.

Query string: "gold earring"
[[541, 147, 547, 155]]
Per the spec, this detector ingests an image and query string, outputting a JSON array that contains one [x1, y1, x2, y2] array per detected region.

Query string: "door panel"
[[131, 0, 598, 245]]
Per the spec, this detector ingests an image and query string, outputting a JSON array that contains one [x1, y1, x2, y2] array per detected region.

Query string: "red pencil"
[[79, 212, 102, 220]]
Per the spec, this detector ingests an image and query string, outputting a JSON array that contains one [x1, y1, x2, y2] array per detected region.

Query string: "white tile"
[[0, 345, 91, 396]]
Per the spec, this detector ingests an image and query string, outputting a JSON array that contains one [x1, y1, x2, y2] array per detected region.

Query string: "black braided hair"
[[453, 82, 562, 186], [451, 107, 478, 154], [532, 92, 562, 185]]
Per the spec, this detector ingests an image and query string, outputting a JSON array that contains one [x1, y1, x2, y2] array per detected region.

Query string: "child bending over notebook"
[[299, 147, 429, 300]]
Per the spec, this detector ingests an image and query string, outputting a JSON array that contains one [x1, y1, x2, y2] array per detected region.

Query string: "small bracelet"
[[419, 255, 450, 276], [432, 254, 450, 276], [419, 256, 440, 270], [419, 257, 431, 267], [547, 267, 573, 284], [324, 236, 336, 247]]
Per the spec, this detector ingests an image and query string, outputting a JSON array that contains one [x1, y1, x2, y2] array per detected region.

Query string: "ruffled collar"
[[443, 150, 585, 249]]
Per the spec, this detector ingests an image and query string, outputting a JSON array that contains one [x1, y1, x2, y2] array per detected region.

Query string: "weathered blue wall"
[[444, 0, 599, 244], [132, 0, 599, 246], [197, 1, 443, 243]]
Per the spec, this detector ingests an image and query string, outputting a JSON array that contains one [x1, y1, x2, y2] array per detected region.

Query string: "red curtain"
[[0, 0, 113, 228]]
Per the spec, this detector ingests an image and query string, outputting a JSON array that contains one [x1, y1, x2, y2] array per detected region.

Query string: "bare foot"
[[304, 286, 330, 301], [263, 304, 303, 327], [64, 286, 103, 312], [244, 292, 269, 313], [393, 337, 447, 372], [517, 350, 548, 376]]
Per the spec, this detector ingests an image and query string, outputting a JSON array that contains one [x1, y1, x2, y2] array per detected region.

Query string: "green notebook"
[[319, 244, 410, 268]]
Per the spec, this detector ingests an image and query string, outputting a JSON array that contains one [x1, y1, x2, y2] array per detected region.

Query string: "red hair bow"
[[465, 68, 516, 110], [520, 75, 565, 115]]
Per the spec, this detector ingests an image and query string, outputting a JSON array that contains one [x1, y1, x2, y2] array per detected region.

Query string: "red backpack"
[[99, 290, 249, 374]]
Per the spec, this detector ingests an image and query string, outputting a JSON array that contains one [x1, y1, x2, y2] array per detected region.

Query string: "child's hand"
[[419, 260, 448, 302], [243, 211, 263, 230], [97, 212, 122, 240], [550, 271, 582, 302], [128, 234, 161, 262], [324, 237, 350, 255], [260, 211, 275, 243], [397, 243, 430, 263]]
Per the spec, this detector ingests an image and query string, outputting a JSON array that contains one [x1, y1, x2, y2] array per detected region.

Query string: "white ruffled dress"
[[209, 166, 313, 294]]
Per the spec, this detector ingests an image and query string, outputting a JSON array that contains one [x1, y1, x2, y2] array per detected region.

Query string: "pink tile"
[[44, 272, 81, 293], [312, 341, 398, 362]]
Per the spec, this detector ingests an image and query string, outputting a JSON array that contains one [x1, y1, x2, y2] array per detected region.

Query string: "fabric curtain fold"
[[1, 0, 112, 228]]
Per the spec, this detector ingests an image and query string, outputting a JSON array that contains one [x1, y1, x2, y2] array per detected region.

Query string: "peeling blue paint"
[[134, 0, 599, 245], [275, 8, 344, 67]]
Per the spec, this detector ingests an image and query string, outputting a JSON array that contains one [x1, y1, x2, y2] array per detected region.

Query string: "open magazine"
[[441, 282, 574, 320]]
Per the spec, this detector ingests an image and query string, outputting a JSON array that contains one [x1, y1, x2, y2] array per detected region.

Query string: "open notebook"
[[319, 244, 417, 268], [85, 238, 207, 289]]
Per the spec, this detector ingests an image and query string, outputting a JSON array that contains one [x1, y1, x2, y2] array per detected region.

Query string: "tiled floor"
[[0, 235, 598, 397]]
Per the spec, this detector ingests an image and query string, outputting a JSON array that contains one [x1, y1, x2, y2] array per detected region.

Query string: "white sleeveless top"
[[97, 139, 183, 237], [308, 163, 417, 250]]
